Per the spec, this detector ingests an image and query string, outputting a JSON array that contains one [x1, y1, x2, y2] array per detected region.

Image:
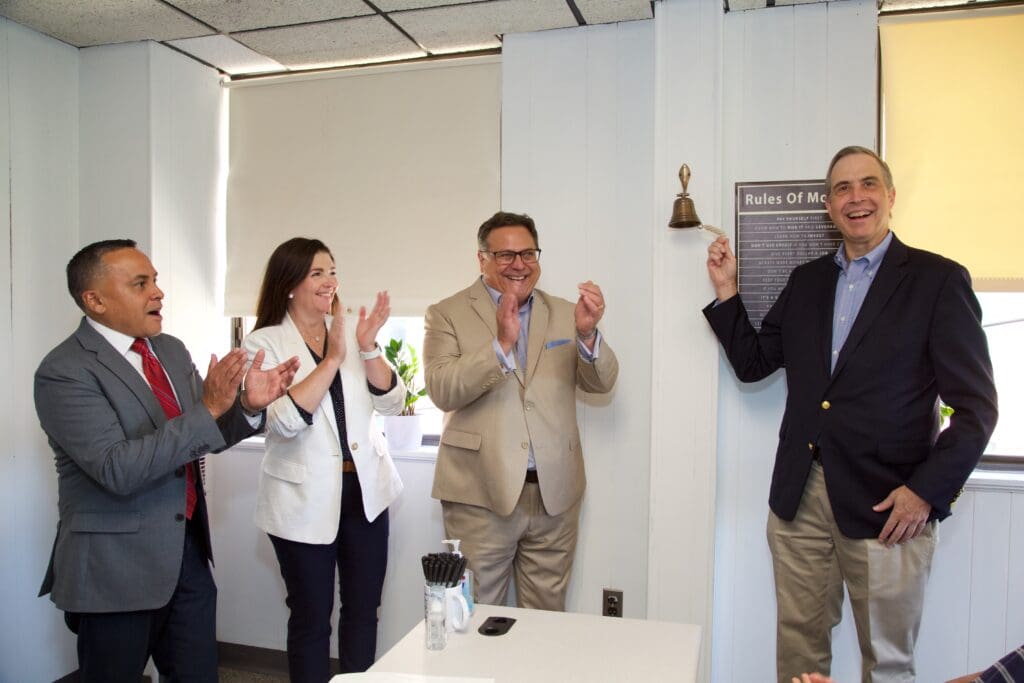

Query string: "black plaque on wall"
[[735, 180, 842, 329]]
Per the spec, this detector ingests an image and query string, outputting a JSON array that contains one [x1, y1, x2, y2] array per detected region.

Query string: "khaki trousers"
[[767, 462, 937, 683], [441, 482, 582, 611]]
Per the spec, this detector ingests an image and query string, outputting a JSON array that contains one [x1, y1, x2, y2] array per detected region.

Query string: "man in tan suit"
[[424, 211, 618, 611]]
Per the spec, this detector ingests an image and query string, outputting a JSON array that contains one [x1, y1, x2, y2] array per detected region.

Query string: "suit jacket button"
[[175, 513, 185, 521], [351, 442, 359, 451], [808, 443, 814, 451], [525, 402, 533, 411], [821, 400, 831, 410]]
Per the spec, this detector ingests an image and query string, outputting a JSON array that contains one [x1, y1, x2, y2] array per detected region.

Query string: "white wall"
[[502, 19, 656, 618], [0, 17, 81, 683]]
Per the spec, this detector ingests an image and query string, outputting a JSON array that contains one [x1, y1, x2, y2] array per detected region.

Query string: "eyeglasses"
[[480, 249, 542, 265]]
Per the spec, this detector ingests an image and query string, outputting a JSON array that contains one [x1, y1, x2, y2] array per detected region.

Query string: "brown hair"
[[253, 238, 334, 331], [825, 146, 894, 195], [477, 211, 539, 251]]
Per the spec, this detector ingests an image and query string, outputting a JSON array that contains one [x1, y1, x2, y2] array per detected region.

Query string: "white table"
[[364, 603, 702, 682]]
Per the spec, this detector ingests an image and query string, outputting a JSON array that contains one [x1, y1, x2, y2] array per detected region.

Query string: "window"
[[978, 293, 1023, 466], [881, 7, 1024, 467]]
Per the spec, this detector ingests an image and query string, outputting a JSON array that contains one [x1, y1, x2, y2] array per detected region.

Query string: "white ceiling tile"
[[167, 34, 284, 75], [170, 0, 374, 33], [0, 0, 211, 47], [727, 0, 767, 10], [574, 0, 652, 24], [393, 0, 578, 54], [879, 0, 998, 9], [232, 16, 426, 69], [374, 0, 490, 12]]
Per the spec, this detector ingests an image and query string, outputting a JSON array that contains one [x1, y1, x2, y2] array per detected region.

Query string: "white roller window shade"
[[881, 9, 1024, 291], [226, 58, 501, 316]]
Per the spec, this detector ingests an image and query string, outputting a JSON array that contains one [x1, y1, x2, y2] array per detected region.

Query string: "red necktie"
[[131, 337, 196, 519]]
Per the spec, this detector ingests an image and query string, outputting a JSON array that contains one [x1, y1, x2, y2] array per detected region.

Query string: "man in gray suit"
[[35, 239, 299, 682]]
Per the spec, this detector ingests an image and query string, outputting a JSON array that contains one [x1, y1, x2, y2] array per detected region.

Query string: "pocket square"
[[544, 339, 571, 349]]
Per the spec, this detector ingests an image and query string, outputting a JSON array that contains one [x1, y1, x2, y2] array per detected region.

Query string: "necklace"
[[298, 322, 325, 344]]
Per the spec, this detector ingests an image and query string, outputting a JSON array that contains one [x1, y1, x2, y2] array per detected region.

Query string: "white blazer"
[[243, 313, 405, 544]]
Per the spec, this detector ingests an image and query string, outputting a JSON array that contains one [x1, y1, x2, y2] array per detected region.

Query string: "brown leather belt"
[[342, 460, 357, 473], [525, 470, 539, 483]]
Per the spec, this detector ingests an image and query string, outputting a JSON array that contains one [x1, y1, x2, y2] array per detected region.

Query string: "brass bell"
[[669, 164, 702, 228], [668, 163, 725, 236]]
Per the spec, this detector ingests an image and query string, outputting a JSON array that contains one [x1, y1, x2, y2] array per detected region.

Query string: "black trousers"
[[269, 471, 390, 682], [69, 519, 218, 683]]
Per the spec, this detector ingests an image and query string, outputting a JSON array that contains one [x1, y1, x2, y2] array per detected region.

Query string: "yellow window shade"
[[881, 9, 1024, 291]]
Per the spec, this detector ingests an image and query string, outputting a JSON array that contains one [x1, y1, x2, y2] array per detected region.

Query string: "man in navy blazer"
[[704, 147, 997, 683], [35, 239, 299, 682]]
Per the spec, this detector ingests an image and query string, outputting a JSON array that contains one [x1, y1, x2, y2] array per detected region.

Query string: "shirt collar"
[[482, 277, 534, 312], [834, 230, 893, 272], [86, 316, 146, 357]]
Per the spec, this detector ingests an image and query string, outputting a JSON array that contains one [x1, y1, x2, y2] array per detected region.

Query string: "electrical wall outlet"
[[603, 588, 623, 618]]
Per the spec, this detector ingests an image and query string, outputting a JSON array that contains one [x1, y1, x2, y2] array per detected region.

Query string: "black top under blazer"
[[704, 234, 998, 539]]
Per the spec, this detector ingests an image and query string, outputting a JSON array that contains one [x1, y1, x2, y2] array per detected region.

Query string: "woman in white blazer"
[[243, 237, 405, 680]]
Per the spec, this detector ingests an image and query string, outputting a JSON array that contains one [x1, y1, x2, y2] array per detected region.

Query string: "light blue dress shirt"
[[830, 231, 893, 373]]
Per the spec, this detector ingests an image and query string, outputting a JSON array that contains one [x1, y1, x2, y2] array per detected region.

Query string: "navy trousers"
[[70, 519, 218, 683], [270, 471, 390, 682]]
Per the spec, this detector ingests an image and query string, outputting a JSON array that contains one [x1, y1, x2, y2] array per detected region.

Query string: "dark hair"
[[825, 145, 894, 195], [66, 239, 138, 312], [477, 211, 539, 251], [253, 238, 335, 331]]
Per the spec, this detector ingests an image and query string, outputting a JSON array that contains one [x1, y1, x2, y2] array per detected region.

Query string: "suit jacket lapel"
[[525, 293, 548, 384], [75, 319, 167, 427], [830, 236, 909, 382], [469, 279, 499, 339], [150, 334, 198, 411]]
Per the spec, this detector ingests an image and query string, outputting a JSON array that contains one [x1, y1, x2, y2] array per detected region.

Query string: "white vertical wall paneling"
[[148, 43, 226, 364], [916, 490, 976, 681], [575, 21, 655, 616], [1008, 493, 1024, 652], [501, 22, 655, 618], [0, 18, 81, 682], [79, 42, 152, 250], [650, 1, 724, 679], [967, 490, 1013, 670]]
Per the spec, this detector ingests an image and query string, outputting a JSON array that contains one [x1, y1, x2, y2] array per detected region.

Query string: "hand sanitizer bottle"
[[443, 539, 474, 615]]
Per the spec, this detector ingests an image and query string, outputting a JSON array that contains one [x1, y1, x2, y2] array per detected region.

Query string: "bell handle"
[[679, 164, 691, 194]]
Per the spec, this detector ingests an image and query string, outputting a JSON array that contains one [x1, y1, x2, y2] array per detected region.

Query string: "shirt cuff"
[[287, 392, 314, 426], [577, 330, 602, 363], [492, 338, 517, 374], [367, 370, 398, 396]]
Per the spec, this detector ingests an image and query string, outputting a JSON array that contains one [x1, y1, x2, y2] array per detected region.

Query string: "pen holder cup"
[[424, 584, 447, 650]]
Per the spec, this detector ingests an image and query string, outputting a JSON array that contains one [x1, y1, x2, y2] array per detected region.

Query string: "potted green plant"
[[383, 338, 428, 451]]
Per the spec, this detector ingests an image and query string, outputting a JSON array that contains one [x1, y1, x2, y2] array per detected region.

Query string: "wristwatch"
[[359, 343, 383, 361]]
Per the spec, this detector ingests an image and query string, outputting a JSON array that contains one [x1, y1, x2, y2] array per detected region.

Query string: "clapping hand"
[[240, 349, 300, 413], [574, 280, 606, 350], [356, 291, 391, 352]]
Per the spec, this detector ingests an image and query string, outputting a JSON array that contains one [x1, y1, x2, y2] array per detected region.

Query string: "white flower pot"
[[385, 415, 423, 452]]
